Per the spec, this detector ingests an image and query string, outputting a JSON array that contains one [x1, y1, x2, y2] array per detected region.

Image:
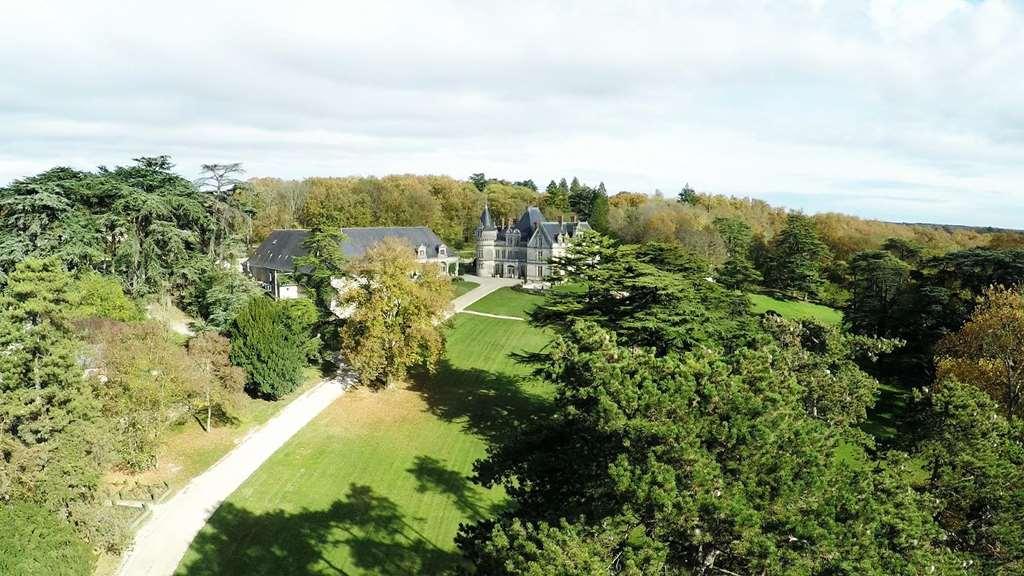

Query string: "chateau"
[[475, 205, 590, 282]]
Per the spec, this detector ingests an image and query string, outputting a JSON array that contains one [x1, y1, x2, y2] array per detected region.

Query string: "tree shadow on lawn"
[[178, 484, 460, 576], [408, 360, 553, 445], [406, 455, 497, 522]]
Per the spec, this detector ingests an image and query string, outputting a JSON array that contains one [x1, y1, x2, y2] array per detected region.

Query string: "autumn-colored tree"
[[339, 238, 452, 389], [187, 332, 246, 432], [936, 286, 1024, 419]]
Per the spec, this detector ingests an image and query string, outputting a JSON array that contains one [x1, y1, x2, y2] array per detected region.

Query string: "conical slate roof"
[[480, 203, 496, 230]]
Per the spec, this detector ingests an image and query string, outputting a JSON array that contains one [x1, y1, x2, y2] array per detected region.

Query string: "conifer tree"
[[228, 296, 315, 399], [766, 213, 830, 299], [0, 258, 95, 445]]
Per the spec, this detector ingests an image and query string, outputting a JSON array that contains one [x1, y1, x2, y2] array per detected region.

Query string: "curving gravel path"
[[118, 274, 521, 576], [116, 374, 353, 576]]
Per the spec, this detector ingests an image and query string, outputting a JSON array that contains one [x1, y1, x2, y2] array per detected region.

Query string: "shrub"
[[68, 271, 143, 321], [0, 502, 95, 576], [88, 320, 209, 470], [228, 296, 316, 399]]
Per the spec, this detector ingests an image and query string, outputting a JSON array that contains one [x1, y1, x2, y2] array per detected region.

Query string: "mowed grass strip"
[[465, 287, 542, 318], [451, 279, 480, 298], [748, 293, 843, 326], [177, 313, 552, 576]]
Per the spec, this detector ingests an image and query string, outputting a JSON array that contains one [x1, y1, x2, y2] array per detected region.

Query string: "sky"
[[1, 0, 1022, 228]]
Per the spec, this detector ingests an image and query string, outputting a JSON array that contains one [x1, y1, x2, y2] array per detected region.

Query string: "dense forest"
[[1, 157, 1023, 575]]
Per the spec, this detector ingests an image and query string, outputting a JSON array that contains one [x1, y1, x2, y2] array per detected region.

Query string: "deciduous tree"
[[936, 286, 1024, 419], [338, 239, 452, 389]]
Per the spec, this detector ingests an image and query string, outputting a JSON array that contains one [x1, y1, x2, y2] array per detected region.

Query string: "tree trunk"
[[206, 384, 212, 432]]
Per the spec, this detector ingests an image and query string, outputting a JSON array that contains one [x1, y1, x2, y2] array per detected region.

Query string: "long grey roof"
[[339, 226, 445, 258], [247, 226, 448, 273]]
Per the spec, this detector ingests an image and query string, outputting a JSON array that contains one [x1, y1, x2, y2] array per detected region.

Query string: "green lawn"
[[863, 381, 912, 440], [465, 287, 543, 318], [177, 311, 552, 575], [747, 293, 843, 326], [451, 279, 479, 298]]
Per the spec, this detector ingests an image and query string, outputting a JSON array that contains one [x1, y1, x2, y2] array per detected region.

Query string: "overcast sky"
[[2, 0, 1022, 227]]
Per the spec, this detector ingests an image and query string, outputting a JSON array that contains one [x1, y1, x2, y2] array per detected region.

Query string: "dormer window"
[[417, 245, 427, 259], [438, 244, 447, 257]]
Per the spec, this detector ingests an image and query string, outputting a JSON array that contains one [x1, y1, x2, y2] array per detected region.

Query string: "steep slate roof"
[[247, 226, 447, 273], [338, 226, 445, 258], [489, 206, 590, 247], [247, 229, 311, 272], [480, 204, 495, 230], [516, 206, 546, 238]]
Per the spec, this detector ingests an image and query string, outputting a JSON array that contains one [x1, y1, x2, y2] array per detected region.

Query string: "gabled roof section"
[[516, 206, 546, 238], [248, 229, 311, 272]]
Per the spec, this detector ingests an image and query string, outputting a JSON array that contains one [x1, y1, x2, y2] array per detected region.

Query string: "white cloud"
[[1, 0, 1022, 227]]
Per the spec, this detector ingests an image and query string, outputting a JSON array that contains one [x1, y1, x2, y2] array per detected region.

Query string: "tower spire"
[[480, 202, 495, 230]]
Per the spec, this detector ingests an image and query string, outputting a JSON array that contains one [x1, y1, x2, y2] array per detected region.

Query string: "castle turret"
[[476, 203, 497, 276]]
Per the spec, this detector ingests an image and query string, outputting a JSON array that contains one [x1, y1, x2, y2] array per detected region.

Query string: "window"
[[438, 244, 447, 257], [417, 245, 426, 259]]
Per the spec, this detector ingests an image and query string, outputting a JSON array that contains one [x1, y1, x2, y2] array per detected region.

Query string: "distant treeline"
[[247, 175, 1020, 260]]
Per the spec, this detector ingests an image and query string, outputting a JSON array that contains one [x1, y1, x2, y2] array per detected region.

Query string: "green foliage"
[[762, 315, 900, 428], [535, 232, 759, 355], [89, 320, 208, 470], [181, 259, 263, 331], [882, 236, 925, 264], [228, 296, 316, 399], [0, 157, 228, 297], [294, 227, 348, 324], [912, 380, 1024, 572], [0, 258, 96, 446], [67, 271, 143, 322], [844, 250, 911, 336], [766, 212, 830, 299], [544, 179, 570, 213], [717, 254, 762, 290], [0, 502, 95, 576], [0, 259, 112, 553], [677, 182, 698, 205], [588, 184, 610, 233], [461, 322, 958, 575]]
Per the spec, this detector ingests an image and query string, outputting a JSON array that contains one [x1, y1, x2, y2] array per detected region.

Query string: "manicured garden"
[[464, 287, 541, 318], [451, 278, 479, 298], [176, 307, 551, 575], [747, 293, 842, 326]]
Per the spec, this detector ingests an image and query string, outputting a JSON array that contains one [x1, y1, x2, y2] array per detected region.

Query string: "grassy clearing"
[[748, 293, 843, 326], [451, 278, 479, 298], [177, 311, 552, 575], [465, 287, 543, 318], [863, 381, 913, 440]]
